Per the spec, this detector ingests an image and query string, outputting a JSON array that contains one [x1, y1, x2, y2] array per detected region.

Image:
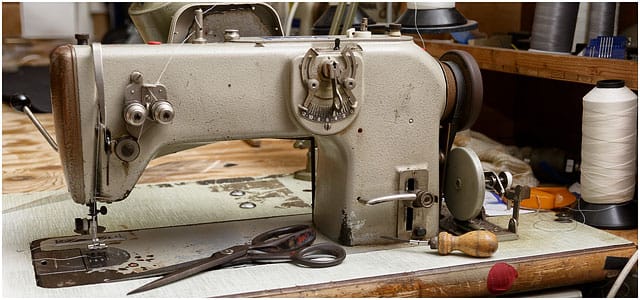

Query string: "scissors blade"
[[127, 245, 248, 295], [104, 257, 211, 284]]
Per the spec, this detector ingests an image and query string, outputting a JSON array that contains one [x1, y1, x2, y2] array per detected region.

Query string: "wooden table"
[[2, 104, 637, 297]]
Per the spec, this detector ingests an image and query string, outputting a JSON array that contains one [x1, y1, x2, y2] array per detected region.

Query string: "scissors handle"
[[292, 243, 346, 268], [250, 224, 316, 252]]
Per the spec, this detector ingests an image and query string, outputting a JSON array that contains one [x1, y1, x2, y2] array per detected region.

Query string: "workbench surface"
[[2, 104, 638, 297], [2, 180, 636, 297]]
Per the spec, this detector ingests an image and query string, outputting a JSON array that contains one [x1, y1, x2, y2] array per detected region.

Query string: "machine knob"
[[151, 101, 175, 124], [412, 227, 427, 238], [123, 102, 147, 126], [9, 93, 59, 152], [75, 33, 90, 45], [114, 136, 141, 162], [224, 29, 240, 42], [9, 93, 30, 112], [388, 23, 402, 37]]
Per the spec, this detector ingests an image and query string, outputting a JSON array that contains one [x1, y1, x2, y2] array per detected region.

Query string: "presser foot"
[[77, 203, 109, 249]]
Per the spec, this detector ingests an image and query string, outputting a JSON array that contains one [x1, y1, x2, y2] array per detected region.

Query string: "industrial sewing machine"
[[3, 3, 532, 290], [28, 3, 487, 248], [5, 5, 634, 297]]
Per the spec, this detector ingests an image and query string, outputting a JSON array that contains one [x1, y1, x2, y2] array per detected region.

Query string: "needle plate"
[[31, 234, 132, 288]]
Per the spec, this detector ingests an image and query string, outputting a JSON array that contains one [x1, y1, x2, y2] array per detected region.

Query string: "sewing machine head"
[[48, 4, 482, 246]]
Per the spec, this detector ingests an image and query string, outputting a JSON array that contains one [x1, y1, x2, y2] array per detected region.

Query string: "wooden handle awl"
[[431, 231, 499, 257]]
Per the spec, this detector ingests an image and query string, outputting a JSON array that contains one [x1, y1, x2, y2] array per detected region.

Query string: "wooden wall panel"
[[456, 2, 524, 35], [2, 2, 21, 37]]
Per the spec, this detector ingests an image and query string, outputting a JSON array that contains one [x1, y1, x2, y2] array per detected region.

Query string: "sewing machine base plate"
[[30, 227, 251, 288], [28, 216, 363, 289], [26, 174, 314, 288]]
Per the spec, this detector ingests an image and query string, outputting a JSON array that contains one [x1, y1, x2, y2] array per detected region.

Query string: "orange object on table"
[[520, 187, 577, 210]]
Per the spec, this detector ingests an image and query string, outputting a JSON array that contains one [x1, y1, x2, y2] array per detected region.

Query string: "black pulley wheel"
[[439, 50, 483, 131]]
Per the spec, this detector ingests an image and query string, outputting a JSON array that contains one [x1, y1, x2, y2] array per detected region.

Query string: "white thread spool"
[[581, 80, 637, 204]]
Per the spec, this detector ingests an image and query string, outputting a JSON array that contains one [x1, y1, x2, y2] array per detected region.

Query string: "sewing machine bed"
[[2, 175, 634, 297]]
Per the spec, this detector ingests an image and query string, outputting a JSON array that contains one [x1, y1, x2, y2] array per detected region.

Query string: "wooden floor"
[[1, 103, 307, 194]]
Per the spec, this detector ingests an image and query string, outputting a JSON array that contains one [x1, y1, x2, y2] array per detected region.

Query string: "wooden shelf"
[[424, 41, 638, 90]]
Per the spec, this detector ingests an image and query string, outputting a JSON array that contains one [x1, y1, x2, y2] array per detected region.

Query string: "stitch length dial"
[[299, 45, 361, 132]]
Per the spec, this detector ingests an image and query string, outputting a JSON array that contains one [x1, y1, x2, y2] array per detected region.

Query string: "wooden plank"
[[456, 2, 524, 36], [424, 42, 638, 90], [2, 2, 21, 37], [236, 247, 636, 298]]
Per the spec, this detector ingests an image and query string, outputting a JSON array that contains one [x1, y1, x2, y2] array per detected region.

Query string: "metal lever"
[[324, 60, 344, 112], [9, 94, 58, 152], [358, 190, 437, 208], [504, 185, 530, 234]]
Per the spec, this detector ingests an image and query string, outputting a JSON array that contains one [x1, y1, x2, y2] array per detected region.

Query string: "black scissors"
[[127, 224, 346, 295]]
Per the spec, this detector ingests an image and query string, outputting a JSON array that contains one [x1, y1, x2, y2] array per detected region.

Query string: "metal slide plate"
[[31, 238, 132, 288]]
